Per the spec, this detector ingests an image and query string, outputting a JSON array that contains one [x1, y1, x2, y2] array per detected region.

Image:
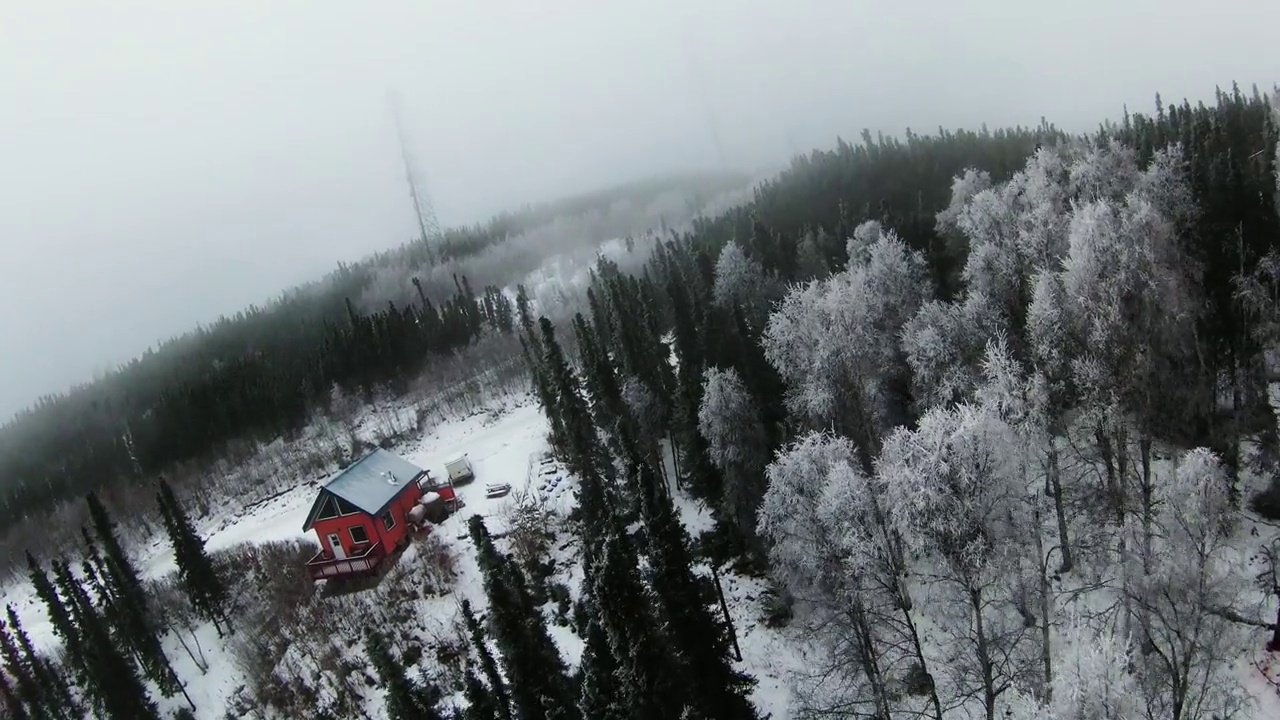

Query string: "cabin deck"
[[305, 541, 385, 581]]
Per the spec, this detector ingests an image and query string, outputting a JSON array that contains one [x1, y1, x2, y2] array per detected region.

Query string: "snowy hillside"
[[5, 388, 1279, 718], [0, 393, 803, 718], [5, 91, 1280, 720]]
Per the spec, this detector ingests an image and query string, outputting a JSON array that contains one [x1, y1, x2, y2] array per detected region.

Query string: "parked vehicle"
[[444, 455, 475, 485], [485, 482, 511, 499]]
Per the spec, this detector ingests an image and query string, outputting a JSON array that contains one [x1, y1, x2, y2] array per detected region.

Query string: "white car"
[[485, 482, 511, 499]]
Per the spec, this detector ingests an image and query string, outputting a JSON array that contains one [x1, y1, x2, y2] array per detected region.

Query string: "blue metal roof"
[[319, 449, 425, 516]]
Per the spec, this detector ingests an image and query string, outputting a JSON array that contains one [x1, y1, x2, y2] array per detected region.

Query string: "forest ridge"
[[1, 83, 1279, 719]]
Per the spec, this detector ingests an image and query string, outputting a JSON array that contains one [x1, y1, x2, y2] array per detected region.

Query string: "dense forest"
[[505, 84, 1280, 719], [0, 172, 750, 534], [2, 84, 1279, 720]]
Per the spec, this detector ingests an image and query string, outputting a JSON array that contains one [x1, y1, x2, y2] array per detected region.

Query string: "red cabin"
[[302, 449, 430, 581]]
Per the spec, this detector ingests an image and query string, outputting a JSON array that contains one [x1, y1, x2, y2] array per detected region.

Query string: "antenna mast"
[[387, 90, 443, 264], [680, 23, 728, 172]]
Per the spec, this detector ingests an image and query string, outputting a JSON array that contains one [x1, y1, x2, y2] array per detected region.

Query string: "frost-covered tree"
[[764, 228, 932, 469], [759, 432, 894, 718], [621, 375, 670, 488], [698, 367, 769, 540], [902, 291, 1003, 410], [907, 142, 1154, 409], [935, 168, 993, 239], [1059, 146, 1203, 581], [1000, 622, 1141, 720], [879, 404, 1037, 720], [712, 240, 772, 327], [976, 339, 1066, 695], [760, 431, 943, 719], [1024, 270, 1077, 571], [1127, 448, 1249, 720], [844, 219, 884, 265]]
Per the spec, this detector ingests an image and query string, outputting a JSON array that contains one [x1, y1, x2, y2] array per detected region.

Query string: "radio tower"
[[387, 90, 443, 265]]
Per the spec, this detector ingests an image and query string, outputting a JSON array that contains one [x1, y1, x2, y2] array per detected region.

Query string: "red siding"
[[311, 513, 376, 558], [374, 481, 424, 550], [310, 482, 424, 558]]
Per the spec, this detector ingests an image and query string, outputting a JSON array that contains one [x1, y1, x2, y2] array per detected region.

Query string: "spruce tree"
[[85, 494, 185, 701], [574, 615, 625, 720], [572, 313, 633, 461], [5, 604, 76, 720], [25, 554, 85, 685], [589, 518, 691, 719], [0, 666, 27, 720], [538, 317, 613, 537], [157, 479, 230, 634], [85, 493, 144, 601], [0, 615, 41, 719], [460, 600, 511, 720], [636, 462, 760, 719], [468, 517, 575, 720], [462, 665, 501, 720], [364, 627, 443, 720], [51, 559, 159, 720]]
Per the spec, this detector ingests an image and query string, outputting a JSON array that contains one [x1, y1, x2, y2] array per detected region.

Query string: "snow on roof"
[[319, 449, 425, 516]]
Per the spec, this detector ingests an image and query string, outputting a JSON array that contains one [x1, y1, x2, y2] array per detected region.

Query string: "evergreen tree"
[[572, 313, 634, 463], [4, 605, 76, 720], [364, 627, 443, 720], [0, 666, 27, 720], [538, 317, 613, 536], [460, 600, 511, 720], [85, 493, 185, 700], [574, 615, 625, 720], [589, 516, 691, 719], [157, 479, 230, 633], [85, 493, 144, 602], [25, 554, 84, 686], [51, 559, 159, 720], [463, 665, 501, 720], [0, 616, 38, 719], [698, 366, 771, 546], [468, 516, 576, 720], [637, 463, 760, 719]]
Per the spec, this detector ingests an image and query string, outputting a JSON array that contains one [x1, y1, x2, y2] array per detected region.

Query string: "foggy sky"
[[0, 0, 1276, 419]]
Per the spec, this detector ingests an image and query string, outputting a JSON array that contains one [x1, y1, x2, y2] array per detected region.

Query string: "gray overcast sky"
[[0, 0, 1276, 419]]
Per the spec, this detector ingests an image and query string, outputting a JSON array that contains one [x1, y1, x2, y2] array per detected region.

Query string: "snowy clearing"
[[5, 389, 1280, 719]]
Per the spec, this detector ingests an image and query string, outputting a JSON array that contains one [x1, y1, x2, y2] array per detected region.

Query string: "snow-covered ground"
[[0, 391, 796, 718], [6, 390, 1280, 719], [0, 396, 571, 713]]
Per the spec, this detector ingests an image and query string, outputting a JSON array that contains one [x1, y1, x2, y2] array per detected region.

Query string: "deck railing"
[[306, 542, 383, 580]]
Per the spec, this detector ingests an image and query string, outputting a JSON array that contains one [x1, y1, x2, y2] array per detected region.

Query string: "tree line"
[[0, 172, 748, 538], [1, 481, 230, 719], [497, 84, 1279, 719], [0, 266, 509, 530]]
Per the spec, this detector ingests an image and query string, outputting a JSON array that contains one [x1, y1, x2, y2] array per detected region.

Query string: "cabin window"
[[349, 525, 370, 545], [382, 510, 396, 532], [315, 495, 339, 520]]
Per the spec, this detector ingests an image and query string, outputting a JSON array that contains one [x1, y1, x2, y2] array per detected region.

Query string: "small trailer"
[[444, 455, 476, 485]]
